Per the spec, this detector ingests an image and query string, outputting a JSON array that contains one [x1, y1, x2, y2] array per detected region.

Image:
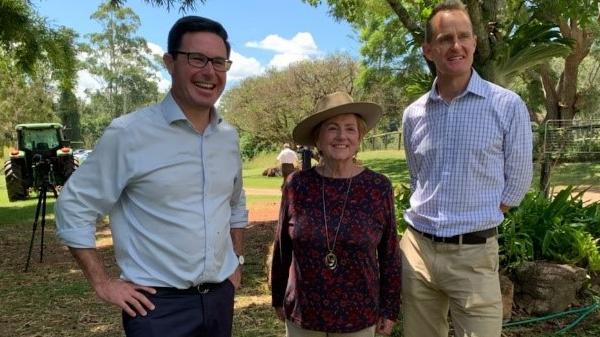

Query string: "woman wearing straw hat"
[[270, 92, 401, 337]]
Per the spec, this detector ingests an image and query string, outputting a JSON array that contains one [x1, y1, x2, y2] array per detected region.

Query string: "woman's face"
[[315, 113, 361, 163]]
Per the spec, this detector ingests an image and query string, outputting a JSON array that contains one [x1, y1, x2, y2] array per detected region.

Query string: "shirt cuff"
[[230, 211, 248, 229], [56, 227, 98, 248]]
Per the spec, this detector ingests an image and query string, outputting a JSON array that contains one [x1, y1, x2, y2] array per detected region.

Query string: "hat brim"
[[292, 102, 382, 146]]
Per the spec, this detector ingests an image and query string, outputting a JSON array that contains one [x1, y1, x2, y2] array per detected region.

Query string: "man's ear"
[[422, 44, 433, 62], [163, 53, 174, 75]]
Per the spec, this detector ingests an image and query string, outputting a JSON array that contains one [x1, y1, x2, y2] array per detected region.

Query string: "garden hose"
[[502, 299, 600, 334]]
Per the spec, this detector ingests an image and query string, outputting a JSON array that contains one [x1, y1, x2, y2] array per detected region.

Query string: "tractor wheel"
[[63, 155, 79, 181], [54, 156, 79, 194], [4, 160, 28, 202]]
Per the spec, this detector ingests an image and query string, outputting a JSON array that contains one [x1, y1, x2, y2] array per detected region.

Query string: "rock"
[[262, 166, 281, 177], [514, 261, 587, 315], [500, 273, 514, 321]]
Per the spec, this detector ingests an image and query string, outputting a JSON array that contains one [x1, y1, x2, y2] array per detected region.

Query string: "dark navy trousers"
[[122, 280, 235, 337]]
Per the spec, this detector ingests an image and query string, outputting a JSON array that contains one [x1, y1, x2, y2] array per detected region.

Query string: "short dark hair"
[[168, 16, 231, 57], [425, 0, 471, 43]]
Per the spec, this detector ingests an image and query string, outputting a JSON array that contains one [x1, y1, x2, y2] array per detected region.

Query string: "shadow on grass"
[[362, 157, 410, 186], [0, 195, 57, 225]]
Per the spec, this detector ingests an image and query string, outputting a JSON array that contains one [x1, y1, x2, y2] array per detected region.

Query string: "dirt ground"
[[246, 188, 280, 222], [249, 201, 280, 222]]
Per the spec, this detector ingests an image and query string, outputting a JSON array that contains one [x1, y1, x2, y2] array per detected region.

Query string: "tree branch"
[[385, 0, 424, 45]]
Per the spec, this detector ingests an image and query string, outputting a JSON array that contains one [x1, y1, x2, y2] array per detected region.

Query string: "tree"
[[306, 0, 599, 196], [0, 0, 77, 91], [80, 1, 161, 119], [110, 0, 204, 12], [57, 89, 82, 143], [220, 54, 361, 156], [0, 52, 58, 148]]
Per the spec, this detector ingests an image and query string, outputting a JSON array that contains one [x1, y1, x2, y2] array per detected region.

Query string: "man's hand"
[[274, 306, 285, 321], [94, 278, 156, 317], [228, 265, 242, 290], [375, 318, 394, 336], [500, 203, 511, 213]]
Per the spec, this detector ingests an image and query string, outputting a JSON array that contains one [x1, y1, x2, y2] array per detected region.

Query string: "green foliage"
[[0, 0, 77, 88], [542, 223, 600, 270], [240, 133, 278, 161], [394, 184, 411, 236], [492, 21, 572, 86], [80, 1, 162, 119], [221, 54, 360, 145], [57, 89, 82, 142], [0, 53, 58, 148], [500, 187, 600, 272]]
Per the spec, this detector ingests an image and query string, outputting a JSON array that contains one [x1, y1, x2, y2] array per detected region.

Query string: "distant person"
[[401, 1, 533, 337], [276, 143, 298, 187], [271, 92, 402, 337], [55, 16, 247, 337], [296, 145, 317, 170]]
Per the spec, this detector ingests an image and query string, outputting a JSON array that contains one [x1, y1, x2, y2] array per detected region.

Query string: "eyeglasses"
[[172, 51, 232, 72]]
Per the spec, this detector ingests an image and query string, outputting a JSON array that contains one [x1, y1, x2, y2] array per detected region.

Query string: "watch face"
[[238, 255, 245, 265]]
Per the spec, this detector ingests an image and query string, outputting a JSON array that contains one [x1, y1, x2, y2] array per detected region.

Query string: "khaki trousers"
[[400, 227, 502, 337], [285, 321, 375, 337]]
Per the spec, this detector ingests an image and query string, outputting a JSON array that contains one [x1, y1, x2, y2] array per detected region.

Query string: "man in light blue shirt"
[[55, 16, 247, 337], [400, 2, 532, 337]]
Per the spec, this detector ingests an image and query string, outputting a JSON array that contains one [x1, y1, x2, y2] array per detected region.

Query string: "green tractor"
[[3, 123, 78, 202]]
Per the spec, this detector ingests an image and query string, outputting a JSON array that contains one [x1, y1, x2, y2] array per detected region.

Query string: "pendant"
[[325, 252, 338, 270]]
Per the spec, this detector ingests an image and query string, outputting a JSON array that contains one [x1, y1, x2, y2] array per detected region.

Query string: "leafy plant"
[[499, 217, 534, 270], [394, 184, 411, 236], [500, 186, 600, 272]]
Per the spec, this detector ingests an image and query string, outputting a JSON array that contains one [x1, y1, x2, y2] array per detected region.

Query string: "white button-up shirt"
[[56, 93, 248, 288], [402, 71, 532, 237]]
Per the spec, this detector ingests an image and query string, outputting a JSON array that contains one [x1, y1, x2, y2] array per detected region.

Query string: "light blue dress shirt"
[[402, 71, 532, 237], [56, 93, 248, 288]]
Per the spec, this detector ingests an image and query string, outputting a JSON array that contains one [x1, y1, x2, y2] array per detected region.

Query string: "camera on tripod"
[[31, 154, 54, 188], [3, 123, 80, 271]]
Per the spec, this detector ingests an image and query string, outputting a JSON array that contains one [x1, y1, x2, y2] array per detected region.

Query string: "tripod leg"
[[40, 186, 48, 263], [24, 187, 44, 272]]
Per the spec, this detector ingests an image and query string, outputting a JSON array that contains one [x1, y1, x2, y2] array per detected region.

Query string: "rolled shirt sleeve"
[[55, 120, 132, 248]]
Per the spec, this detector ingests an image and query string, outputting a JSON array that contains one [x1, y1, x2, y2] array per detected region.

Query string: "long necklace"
[[321, 173, 352, 270]]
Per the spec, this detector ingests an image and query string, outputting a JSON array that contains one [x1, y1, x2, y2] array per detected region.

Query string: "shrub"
[[500, 187, 600, 272]]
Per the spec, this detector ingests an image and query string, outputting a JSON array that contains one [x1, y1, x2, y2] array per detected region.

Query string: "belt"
[[410, 226, 497, 244], [153, 281, 226, 295]]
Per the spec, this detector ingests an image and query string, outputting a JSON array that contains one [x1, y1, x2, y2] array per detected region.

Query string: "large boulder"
[[262, 166, 281, 177], [514, 261, 587, 315]]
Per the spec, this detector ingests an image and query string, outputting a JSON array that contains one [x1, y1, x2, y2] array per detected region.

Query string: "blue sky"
[[33, 0, 359, 96]]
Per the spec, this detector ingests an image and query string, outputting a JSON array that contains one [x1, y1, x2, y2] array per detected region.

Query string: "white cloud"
[[146, 42, 164, 57], [75, 69, 104, 100], [146, 42, 171, 93], [74, 42, 172, 99], [228, 50, 264, 82], [246, 32, 321, 69]]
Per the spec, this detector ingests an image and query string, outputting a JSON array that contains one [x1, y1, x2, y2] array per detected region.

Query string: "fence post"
[[397, 131, 402, 150]]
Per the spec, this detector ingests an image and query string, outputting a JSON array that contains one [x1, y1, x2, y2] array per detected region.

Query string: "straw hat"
[[292, 92, 382, 146]]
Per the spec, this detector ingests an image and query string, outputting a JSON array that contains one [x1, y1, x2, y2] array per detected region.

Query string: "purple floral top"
[[271, 167, 402, 333]]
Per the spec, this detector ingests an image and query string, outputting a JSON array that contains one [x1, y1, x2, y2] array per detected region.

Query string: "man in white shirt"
[[55, 16, 247, 337], [276, 143, 298, 187]]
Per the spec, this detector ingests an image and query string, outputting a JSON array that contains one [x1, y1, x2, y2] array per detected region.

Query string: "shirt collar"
[[428, 69, 488, 102], [161, 92, 223, 129]]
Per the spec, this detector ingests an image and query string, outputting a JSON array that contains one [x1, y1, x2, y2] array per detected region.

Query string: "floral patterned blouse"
[[271, 167, 402, 333]]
